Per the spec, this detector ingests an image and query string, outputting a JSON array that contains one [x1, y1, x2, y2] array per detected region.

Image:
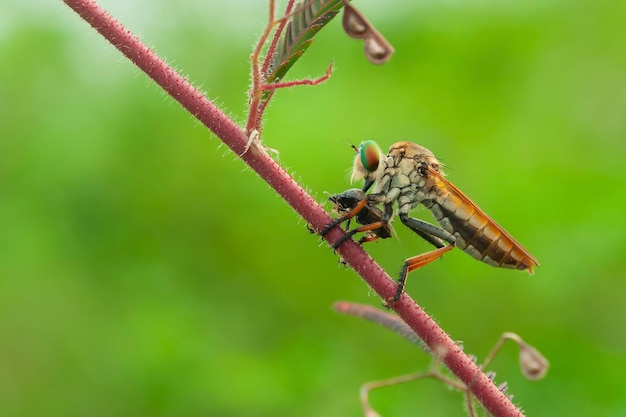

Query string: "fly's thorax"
[[385, 142, 444, 187], [373, 142, 445, 207], [397, 193, 420, 215], [397, 174, 440, 215], [373, 167, 393, 195], [387, 141, 442, 171]]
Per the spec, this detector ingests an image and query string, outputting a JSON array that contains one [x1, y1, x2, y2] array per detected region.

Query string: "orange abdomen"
[[424, 168, 539, 272]]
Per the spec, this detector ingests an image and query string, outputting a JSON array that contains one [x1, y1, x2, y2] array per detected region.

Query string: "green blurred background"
[[1, 1, 625, 416]]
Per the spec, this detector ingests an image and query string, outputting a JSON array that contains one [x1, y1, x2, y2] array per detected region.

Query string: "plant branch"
[[261, 62, 332, 90], [61, 1, 524, 416], [246, 0, 283, 135], [260, 0, 296, 76]]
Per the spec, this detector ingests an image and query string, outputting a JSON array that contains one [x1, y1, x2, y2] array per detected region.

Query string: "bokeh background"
[[2, 1, 625, 416]]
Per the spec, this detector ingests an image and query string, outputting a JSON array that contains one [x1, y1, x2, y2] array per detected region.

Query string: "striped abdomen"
[[424, 167, 539, 272]]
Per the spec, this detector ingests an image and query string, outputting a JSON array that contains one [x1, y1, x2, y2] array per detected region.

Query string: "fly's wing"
[[427, 165, 539, 272]]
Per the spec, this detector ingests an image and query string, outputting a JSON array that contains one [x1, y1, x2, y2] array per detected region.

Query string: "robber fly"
[[322, 140, 539, 302], [329, 188, 392, 244]]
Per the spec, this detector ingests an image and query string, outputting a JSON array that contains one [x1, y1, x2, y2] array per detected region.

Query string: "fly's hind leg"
[[393, 245, 456, 302], [391, 213, 457, 302]]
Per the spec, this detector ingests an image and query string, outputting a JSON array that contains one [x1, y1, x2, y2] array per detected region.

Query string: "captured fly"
[[329, 188, 392, 244]]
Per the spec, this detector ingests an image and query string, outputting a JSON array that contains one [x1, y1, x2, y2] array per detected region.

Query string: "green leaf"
[[267, 0, 345, 84]]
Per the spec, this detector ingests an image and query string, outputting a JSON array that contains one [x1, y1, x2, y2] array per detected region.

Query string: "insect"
[[322, 140, 539, 302], [328, 188, 392, 244]]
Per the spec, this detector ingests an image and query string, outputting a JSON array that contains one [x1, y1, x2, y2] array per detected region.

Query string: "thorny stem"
[[62, 1, 525, 416]]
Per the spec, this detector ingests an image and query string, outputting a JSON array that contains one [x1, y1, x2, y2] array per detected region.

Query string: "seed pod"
[[341, 0, 395, 64], [364, 34, 394, 65], [342, 1, 369, 38], [518, 341, 550, 380]]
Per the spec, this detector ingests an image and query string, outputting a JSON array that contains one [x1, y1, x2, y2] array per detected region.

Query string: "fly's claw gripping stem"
[[320, 216, 348, 238], [331, 230, 357, 250], [320, 217, 358, 251]]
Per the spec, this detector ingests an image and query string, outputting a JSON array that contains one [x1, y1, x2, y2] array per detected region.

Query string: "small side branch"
[[336, 303, 548, 416], [261, 62, 333, 91]]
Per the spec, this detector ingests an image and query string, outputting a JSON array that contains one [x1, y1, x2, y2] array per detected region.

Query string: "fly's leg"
[[330, 199, 393, 248], [390, 213, 457, 302], [393, 245, 456, 302], [324, 196, 393, 249], [320, 197, 369, 237], [358, 233, 382, 245], [399, 214, 455, 248], [332, 220, 390, 249]]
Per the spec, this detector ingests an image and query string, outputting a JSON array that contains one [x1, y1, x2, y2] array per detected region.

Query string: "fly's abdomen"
[[426, 184, 538, 273]]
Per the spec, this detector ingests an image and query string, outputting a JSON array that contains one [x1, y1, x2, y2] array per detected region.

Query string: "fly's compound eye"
[[359, 140, 380, 173]]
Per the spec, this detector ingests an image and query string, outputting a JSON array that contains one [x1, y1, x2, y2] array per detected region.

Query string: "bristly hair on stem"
[[62, 1, 530, 416]]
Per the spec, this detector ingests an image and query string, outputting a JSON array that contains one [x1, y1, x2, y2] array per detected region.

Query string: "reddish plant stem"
[[61, 1, 524, 416], [260, 0, 295, 76], [245, 0, 277, 134]]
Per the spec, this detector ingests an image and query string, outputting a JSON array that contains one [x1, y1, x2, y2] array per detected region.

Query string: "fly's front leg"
[[391, 213, 457, 303], [329, 197, 392, 249], [320, 197, 369, 238]]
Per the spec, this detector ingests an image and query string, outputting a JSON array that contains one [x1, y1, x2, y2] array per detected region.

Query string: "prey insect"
[[328, 188, 392, 244], [322, 141, 539, 303]]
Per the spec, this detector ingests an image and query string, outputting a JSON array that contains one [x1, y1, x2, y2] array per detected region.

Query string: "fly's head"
[[350, 140, 385, 191]]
